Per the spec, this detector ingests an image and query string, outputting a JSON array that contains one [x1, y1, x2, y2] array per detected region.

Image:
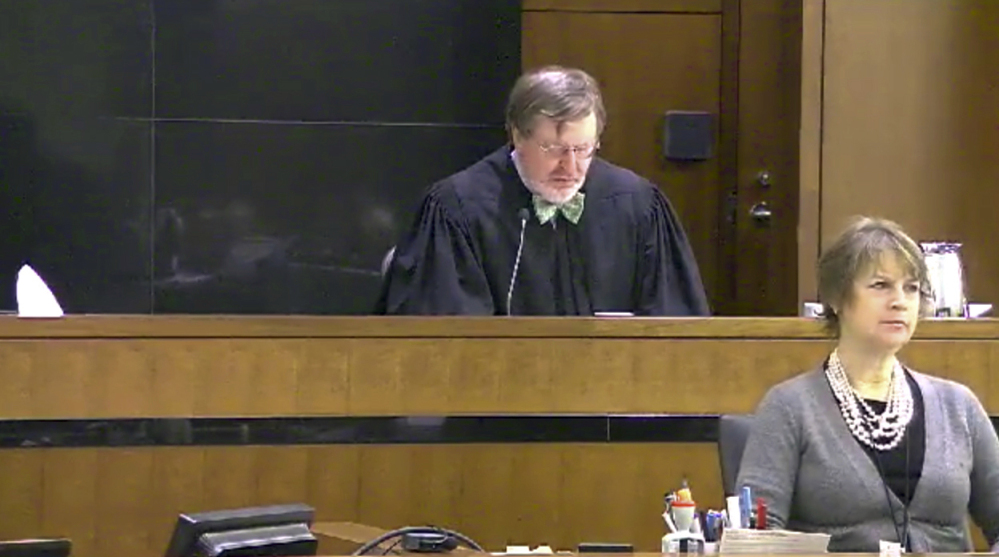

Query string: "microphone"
[[506, 208, 531, 315]]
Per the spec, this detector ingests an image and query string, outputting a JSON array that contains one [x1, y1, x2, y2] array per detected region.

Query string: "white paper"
[[16, 265, 64, 318], [726, 496, 743, 530], [802, 302, 823, 318], [719, 528, 831, 554], [968, 303, 993, 318], [880, 540, 903, 556]]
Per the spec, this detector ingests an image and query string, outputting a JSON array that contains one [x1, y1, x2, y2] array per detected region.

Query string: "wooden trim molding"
[[522, 0, 721, 13], [798, 0, 825, 307], [0, 315, 997, 339]]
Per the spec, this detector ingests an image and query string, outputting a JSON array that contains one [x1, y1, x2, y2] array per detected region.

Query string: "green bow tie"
[[533, 192, 585, 225]]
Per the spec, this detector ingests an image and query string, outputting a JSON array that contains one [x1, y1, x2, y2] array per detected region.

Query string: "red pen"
[[755, 498, 767, 529]]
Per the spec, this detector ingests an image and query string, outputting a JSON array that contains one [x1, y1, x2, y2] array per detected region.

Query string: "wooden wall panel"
[[522, 0, 720, 12], [0, 444, 721, 557], [1, 444, 991, 557], [0, 318, 999, 557], [797, 0, 824, 305], [810, 0, 999, 308], [729, 0, 803, 316], [0, 317, 996, 556], [1, 337, 996, 417], [0, 317, 998, 417]]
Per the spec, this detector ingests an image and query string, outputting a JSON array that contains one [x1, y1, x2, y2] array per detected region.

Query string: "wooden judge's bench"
[[0, 316, 995, 557]]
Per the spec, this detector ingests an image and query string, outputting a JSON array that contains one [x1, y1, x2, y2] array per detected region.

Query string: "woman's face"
[[837, 254, 922, 354]]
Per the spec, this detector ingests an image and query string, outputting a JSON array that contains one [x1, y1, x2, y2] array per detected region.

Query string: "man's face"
[[511, 113, 600, 204]]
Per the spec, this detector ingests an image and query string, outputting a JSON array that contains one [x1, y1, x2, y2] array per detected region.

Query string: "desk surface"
[[314, 552, 994, 557], [310, 522, 990, 556]]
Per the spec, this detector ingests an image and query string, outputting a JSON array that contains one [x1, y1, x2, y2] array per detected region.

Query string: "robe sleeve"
[[373, 186, 495, 315], [634, 187, 711, 316]]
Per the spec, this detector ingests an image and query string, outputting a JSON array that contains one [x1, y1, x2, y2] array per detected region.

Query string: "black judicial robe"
[[374, 145, 711, 316]]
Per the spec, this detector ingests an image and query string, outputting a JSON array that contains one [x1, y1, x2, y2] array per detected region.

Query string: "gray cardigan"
[[736, 367, 999, 553]]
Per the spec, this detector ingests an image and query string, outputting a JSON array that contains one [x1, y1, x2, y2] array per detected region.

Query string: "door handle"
[[749, 202, 772, 223]]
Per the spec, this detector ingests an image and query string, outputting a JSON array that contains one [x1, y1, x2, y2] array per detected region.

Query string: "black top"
[[375, 145, 711, 316], [860, 371, 926, 506]]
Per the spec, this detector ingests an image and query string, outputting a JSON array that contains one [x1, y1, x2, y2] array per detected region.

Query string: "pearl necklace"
[[825, 350, 914, 451]]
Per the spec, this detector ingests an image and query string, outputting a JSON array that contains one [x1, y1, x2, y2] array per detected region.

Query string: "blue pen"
[[704, 512, 717, 542], [740, 486, 752, 528]]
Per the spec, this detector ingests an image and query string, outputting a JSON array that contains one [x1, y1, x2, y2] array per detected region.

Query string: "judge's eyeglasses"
[[536, 140, 600, 160]]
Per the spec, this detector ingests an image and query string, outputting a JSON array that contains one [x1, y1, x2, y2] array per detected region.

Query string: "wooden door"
[[729, 0, 802, 316], [522, 0, 801, 315]]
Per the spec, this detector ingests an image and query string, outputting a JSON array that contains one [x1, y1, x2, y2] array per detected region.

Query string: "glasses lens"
[[541, 142, 598, 159]]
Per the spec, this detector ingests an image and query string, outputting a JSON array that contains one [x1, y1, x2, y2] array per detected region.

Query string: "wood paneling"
[[731, 0, 802, 315], [0, 444, 719, 557], [0, 317, 998, 418], [1, 445, 992, 557], [797, 0, 824, 305], [953, 2, 999, 314], [522, 0, 720, 13], [0, 316, 997, 556], [810, 0, 999, 308], [5, 314, 999, 338]]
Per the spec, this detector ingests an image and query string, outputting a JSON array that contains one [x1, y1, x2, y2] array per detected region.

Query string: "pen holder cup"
[[672, 502, 696, 532]]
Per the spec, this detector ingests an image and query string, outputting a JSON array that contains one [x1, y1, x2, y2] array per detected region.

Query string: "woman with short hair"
[[736, 216, 999, 552]]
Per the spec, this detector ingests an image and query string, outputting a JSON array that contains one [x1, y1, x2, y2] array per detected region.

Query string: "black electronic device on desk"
[[577, 543, 633, 553], [351, 526, 484, 555], [0, 539, 71, 557], [164, 503, 317, 557]]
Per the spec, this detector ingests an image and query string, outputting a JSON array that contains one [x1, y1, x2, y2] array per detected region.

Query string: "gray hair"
[[817, 216, 934, 336], [505, 65, 606, 138]]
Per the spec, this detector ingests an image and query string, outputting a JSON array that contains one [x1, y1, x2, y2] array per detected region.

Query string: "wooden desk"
[[0, 315, 995, 418], [0, 316, 994, 557]]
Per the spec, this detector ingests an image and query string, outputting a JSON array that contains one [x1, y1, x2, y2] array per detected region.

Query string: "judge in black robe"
[[375, 143, 711, 316]]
